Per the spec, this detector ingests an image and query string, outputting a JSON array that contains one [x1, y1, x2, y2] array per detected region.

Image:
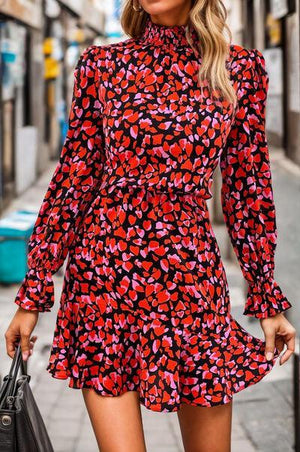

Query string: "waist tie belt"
[[97, 183, 210, 215]]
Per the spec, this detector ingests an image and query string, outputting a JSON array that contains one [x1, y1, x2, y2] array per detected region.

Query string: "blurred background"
[[0, 1, 299, 451]]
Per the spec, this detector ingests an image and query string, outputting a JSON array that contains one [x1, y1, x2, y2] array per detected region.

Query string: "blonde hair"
[[120, 0, 236, 107]]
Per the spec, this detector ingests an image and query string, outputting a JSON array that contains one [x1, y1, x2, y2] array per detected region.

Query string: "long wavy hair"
[[120, 0, 237, 107]]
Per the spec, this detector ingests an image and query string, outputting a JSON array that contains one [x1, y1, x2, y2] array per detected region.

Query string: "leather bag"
[[0, 342, 54, 452]]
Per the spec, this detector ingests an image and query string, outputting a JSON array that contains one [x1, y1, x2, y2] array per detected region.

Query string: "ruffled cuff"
[[14, 268, 55, 312], [243, 276, 292, 319]]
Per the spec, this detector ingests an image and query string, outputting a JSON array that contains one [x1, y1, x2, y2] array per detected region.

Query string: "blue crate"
[[0, 210, 38, 284]]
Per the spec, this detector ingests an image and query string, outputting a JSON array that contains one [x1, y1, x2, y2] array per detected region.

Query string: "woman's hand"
[[5, 306, 39, 361], [260, 313, 296, 365]]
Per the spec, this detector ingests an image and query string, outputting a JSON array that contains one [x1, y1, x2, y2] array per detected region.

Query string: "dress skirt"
[[45, 185, 280, 412]]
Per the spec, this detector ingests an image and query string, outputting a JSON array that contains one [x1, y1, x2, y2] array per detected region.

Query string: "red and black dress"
[[14, 16, 292, 412]]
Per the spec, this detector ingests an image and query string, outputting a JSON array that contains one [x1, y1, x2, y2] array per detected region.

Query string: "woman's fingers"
[[20, 332, 39, 361], [4, 329, 20, 358], [279, 331, 296, 365], [275, 335, 285, 354], [29, 335, 38, 356], [5, 308, 39, 360], [264, 327, 276, 361], [261, 314, 296, 365], [20, 328, 33, 361]]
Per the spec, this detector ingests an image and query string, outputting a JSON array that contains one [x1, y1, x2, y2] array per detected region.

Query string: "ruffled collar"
[[139, 15, 200, 49]]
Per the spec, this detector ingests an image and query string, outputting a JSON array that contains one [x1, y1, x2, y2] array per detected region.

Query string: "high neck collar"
[[140, 15, 200, 49]]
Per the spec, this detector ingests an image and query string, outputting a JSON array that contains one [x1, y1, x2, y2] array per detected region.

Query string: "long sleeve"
[[14, 45, 106, 312], [220, 47, 292, 319]]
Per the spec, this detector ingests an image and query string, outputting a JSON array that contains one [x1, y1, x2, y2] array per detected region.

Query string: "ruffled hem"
[[244, 277, 292, 318], [14, 268, 54, 312], [45, 314, 281, 412]]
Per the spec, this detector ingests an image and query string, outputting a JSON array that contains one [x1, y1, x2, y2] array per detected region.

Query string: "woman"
[[5, 0, 296, 450]]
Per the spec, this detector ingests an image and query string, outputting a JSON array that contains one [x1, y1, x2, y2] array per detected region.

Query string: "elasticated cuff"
[[243, 277, 292, 319], [14, 268, 55, 312]]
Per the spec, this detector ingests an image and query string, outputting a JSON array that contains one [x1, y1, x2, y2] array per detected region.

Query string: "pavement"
[[0, 147, 299, 451]]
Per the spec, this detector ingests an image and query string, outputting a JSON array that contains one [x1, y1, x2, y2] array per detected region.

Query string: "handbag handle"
[[7, 342, 29, 390], [0, 342, 29, 408], [9, 343, 28, 377]]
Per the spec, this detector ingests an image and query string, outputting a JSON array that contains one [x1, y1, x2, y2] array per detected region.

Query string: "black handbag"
[[0, 342, 54, 452]]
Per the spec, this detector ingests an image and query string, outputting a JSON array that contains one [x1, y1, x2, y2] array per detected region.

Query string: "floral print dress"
[[14, 16, 292, 412]]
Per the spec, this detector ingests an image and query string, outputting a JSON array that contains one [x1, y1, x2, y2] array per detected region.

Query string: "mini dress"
[[14, 16, 292, 412]]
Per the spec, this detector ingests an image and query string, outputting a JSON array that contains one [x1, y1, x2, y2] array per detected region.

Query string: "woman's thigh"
[[82, 388, 146, 452], [177, 400, 233, 452]]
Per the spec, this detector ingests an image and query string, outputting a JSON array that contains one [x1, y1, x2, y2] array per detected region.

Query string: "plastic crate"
[[0, 210, 38, 284]]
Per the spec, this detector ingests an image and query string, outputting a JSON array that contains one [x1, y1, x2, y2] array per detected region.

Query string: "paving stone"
[[144, 429, 178, 447], [74, 442, 98, 452], [147, 447, 182, 452], [231, 418, 246, 440], [232, 439, 257, 452], [50, 438, 77, 452]]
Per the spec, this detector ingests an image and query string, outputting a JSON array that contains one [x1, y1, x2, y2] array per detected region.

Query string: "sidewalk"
[[0, 148, 298, 452]]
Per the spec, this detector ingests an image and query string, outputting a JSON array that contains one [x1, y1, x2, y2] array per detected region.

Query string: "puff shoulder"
[[248, 47, 269, 95]]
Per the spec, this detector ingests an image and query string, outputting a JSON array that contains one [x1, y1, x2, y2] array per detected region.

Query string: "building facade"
[[0, 0, 106, 213], [0, 0, 44, 211], [239, 0, 300, 165]]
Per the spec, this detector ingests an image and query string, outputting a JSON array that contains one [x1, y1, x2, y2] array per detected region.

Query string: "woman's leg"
[[177, 400, 233, 452], [82, 388, 147, 452]]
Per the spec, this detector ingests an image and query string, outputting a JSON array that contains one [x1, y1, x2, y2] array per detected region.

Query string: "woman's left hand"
[[260, 313, 296, 365]]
